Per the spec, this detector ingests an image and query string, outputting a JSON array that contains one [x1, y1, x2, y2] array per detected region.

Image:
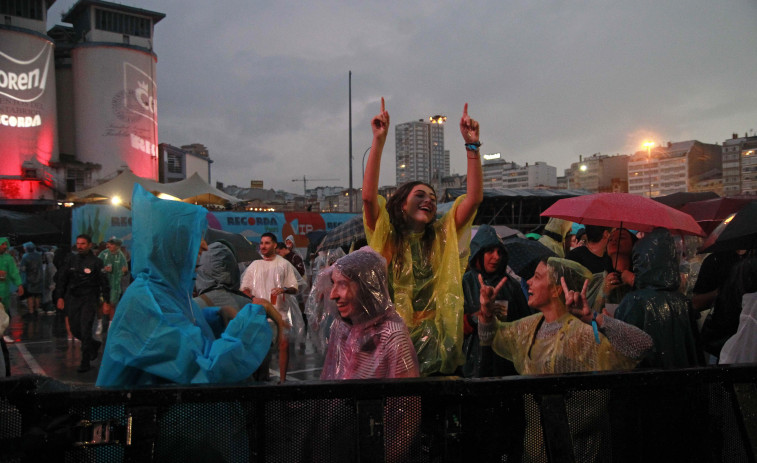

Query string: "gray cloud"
[[48, 0, 757, 192]]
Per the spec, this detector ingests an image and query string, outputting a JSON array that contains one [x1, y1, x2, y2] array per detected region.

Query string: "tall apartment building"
[[395, 117, 450, 187], [627, 141, 721, 198], [564, 154, 629, 193], [722, 133, 757, 195], [482, 154, 556, 189]]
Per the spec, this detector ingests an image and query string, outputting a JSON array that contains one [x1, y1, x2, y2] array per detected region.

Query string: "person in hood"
[[614, 228, 701, 368], [538, 218, 572, 258], [321, 247, 419, 380], [462, 225, 531, 377], [96, 185, 272, 387]]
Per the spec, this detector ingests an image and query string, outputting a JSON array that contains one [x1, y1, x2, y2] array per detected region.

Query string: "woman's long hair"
[[385, 181, 437, 276]]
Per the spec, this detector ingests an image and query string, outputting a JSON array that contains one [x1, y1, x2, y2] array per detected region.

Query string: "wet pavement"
[[5, 296, 325, 386]]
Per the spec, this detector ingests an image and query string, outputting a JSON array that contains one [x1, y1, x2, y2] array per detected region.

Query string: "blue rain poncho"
[[96, 185, 272, 387]]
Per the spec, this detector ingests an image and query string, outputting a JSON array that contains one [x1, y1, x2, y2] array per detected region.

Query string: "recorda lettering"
[[130, 133, 157, 156], [0, 113, 41, 127]]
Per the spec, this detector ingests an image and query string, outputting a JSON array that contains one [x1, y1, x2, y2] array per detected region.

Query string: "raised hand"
[[478, 273, 507, 322], [459, 103, 480, 144], [371, 97, 390, 142], [562, 277, 593, 323]]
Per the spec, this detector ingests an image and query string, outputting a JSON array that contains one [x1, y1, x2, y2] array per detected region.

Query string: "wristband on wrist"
[[465, 141, 482, 152]]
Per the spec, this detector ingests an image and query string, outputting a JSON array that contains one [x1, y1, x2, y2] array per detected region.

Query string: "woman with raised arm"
[[362, 98, 483, 375]]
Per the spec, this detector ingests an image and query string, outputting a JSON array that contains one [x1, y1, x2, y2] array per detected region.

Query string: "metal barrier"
[[0, 365, 755, 462]]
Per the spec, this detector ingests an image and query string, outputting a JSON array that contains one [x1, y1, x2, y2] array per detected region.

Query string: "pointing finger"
[[381, 97, 385, 114], [463, 102, 468, 118]]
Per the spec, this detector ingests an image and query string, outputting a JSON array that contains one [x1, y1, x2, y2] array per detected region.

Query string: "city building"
[[722, 133, 757, 195], [0, 0, 165, 205], [482, 153, 557, 189], [627, 141, 722, 198], [158, 143, 213, 183], [564, 154, 629, 193], [395, 116, 450, 188]]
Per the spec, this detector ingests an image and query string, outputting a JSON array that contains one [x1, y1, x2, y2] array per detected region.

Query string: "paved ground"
[[5, 295, 325, 387]]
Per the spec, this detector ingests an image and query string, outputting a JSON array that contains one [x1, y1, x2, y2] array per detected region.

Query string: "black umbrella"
[[204, 227, 262, 263], [502, 236, 557, 279], [0, 209, 60, 242], [700, 201, 757, 253], [317, 215, 364, 251]]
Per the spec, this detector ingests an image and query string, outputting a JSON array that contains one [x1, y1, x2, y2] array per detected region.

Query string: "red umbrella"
[[541, 193, 705, 236]]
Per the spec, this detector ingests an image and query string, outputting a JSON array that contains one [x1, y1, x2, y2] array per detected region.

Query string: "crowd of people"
[[0, 99, 754, 460], [0, 100, 753, 385]]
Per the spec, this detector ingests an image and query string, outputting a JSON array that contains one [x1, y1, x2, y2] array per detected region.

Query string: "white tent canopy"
[[67, 170, 240, 206]]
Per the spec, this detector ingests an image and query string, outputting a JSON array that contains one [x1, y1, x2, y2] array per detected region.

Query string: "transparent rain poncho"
[[481, 257, 651, 375], [614, 228, 700, 368], [239, 255, 305, 343], [719, 292, 757, 364], [305, 248, 345, 353], [366, 195, 474, 375], [538, 217, 572, 258], [320, 247, 419, 380], [96, 185, 272, 387]]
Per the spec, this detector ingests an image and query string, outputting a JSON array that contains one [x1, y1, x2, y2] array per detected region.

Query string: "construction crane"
[[292, 176, 339, 195]]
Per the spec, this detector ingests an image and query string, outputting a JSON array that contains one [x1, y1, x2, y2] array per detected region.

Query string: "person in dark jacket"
[[56, 234, 110, 373], [614, 228, 701, 368], [462, 224, 532, 377]]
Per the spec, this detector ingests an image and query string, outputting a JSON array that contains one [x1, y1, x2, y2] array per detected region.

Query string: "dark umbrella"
[[680, 197, 754, 235], [0, 209, 60, 242], [317, 215, 364, 251], [503, 237, 557, 279], [204, 227, 262, 262], [305, 229, 329, 263], [699, 201, 757, 253]]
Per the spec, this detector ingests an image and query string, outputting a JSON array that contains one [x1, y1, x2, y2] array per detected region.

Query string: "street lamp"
[[643, 141, 655, 197]]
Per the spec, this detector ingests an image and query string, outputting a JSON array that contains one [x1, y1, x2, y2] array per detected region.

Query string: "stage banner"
[[72, 205, 356, 253]]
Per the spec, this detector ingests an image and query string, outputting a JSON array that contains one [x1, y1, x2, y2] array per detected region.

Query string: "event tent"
[[67, 170, 240, 206]]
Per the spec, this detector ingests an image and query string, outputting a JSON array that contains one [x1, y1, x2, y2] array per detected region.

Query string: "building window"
[[0, 0, 43, 20], [167, 154, 183, 174], [95, 8, 151, 38]]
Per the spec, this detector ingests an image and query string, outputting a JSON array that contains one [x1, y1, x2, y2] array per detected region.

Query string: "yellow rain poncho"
[[481, 258, 651, 375], [366, 195, 474, 375]]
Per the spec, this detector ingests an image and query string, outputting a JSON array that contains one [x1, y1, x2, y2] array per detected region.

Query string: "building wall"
[[185, 154, 209, 183], [71, 44, 159, 181]]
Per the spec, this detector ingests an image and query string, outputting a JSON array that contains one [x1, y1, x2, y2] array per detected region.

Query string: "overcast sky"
[[47, 1, 757, 194]]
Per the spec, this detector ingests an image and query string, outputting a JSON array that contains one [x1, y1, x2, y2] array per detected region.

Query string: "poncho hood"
[[468, 224, 508, 279], [131, 184, 207, 295], [195, 242, 240, 294], [632, 228, 680, 291]]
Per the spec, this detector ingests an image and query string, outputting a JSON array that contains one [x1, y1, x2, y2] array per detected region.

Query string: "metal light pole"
[[643, 141, 655, 198], [361, 146, 371, 184]]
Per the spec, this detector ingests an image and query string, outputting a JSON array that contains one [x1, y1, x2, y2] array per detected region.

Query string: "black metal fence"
[[1, 365, 755, 462]]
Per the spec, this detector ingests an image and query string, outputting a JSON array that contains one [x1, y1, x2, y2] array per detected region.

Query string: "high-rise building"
[[395, 116, 450, 187], [627, 141, 721, 197]]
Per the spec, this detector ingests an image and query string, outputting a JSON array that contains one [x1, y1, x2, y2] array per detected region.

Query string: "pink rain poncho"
[[321, 247, 419, 380]]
